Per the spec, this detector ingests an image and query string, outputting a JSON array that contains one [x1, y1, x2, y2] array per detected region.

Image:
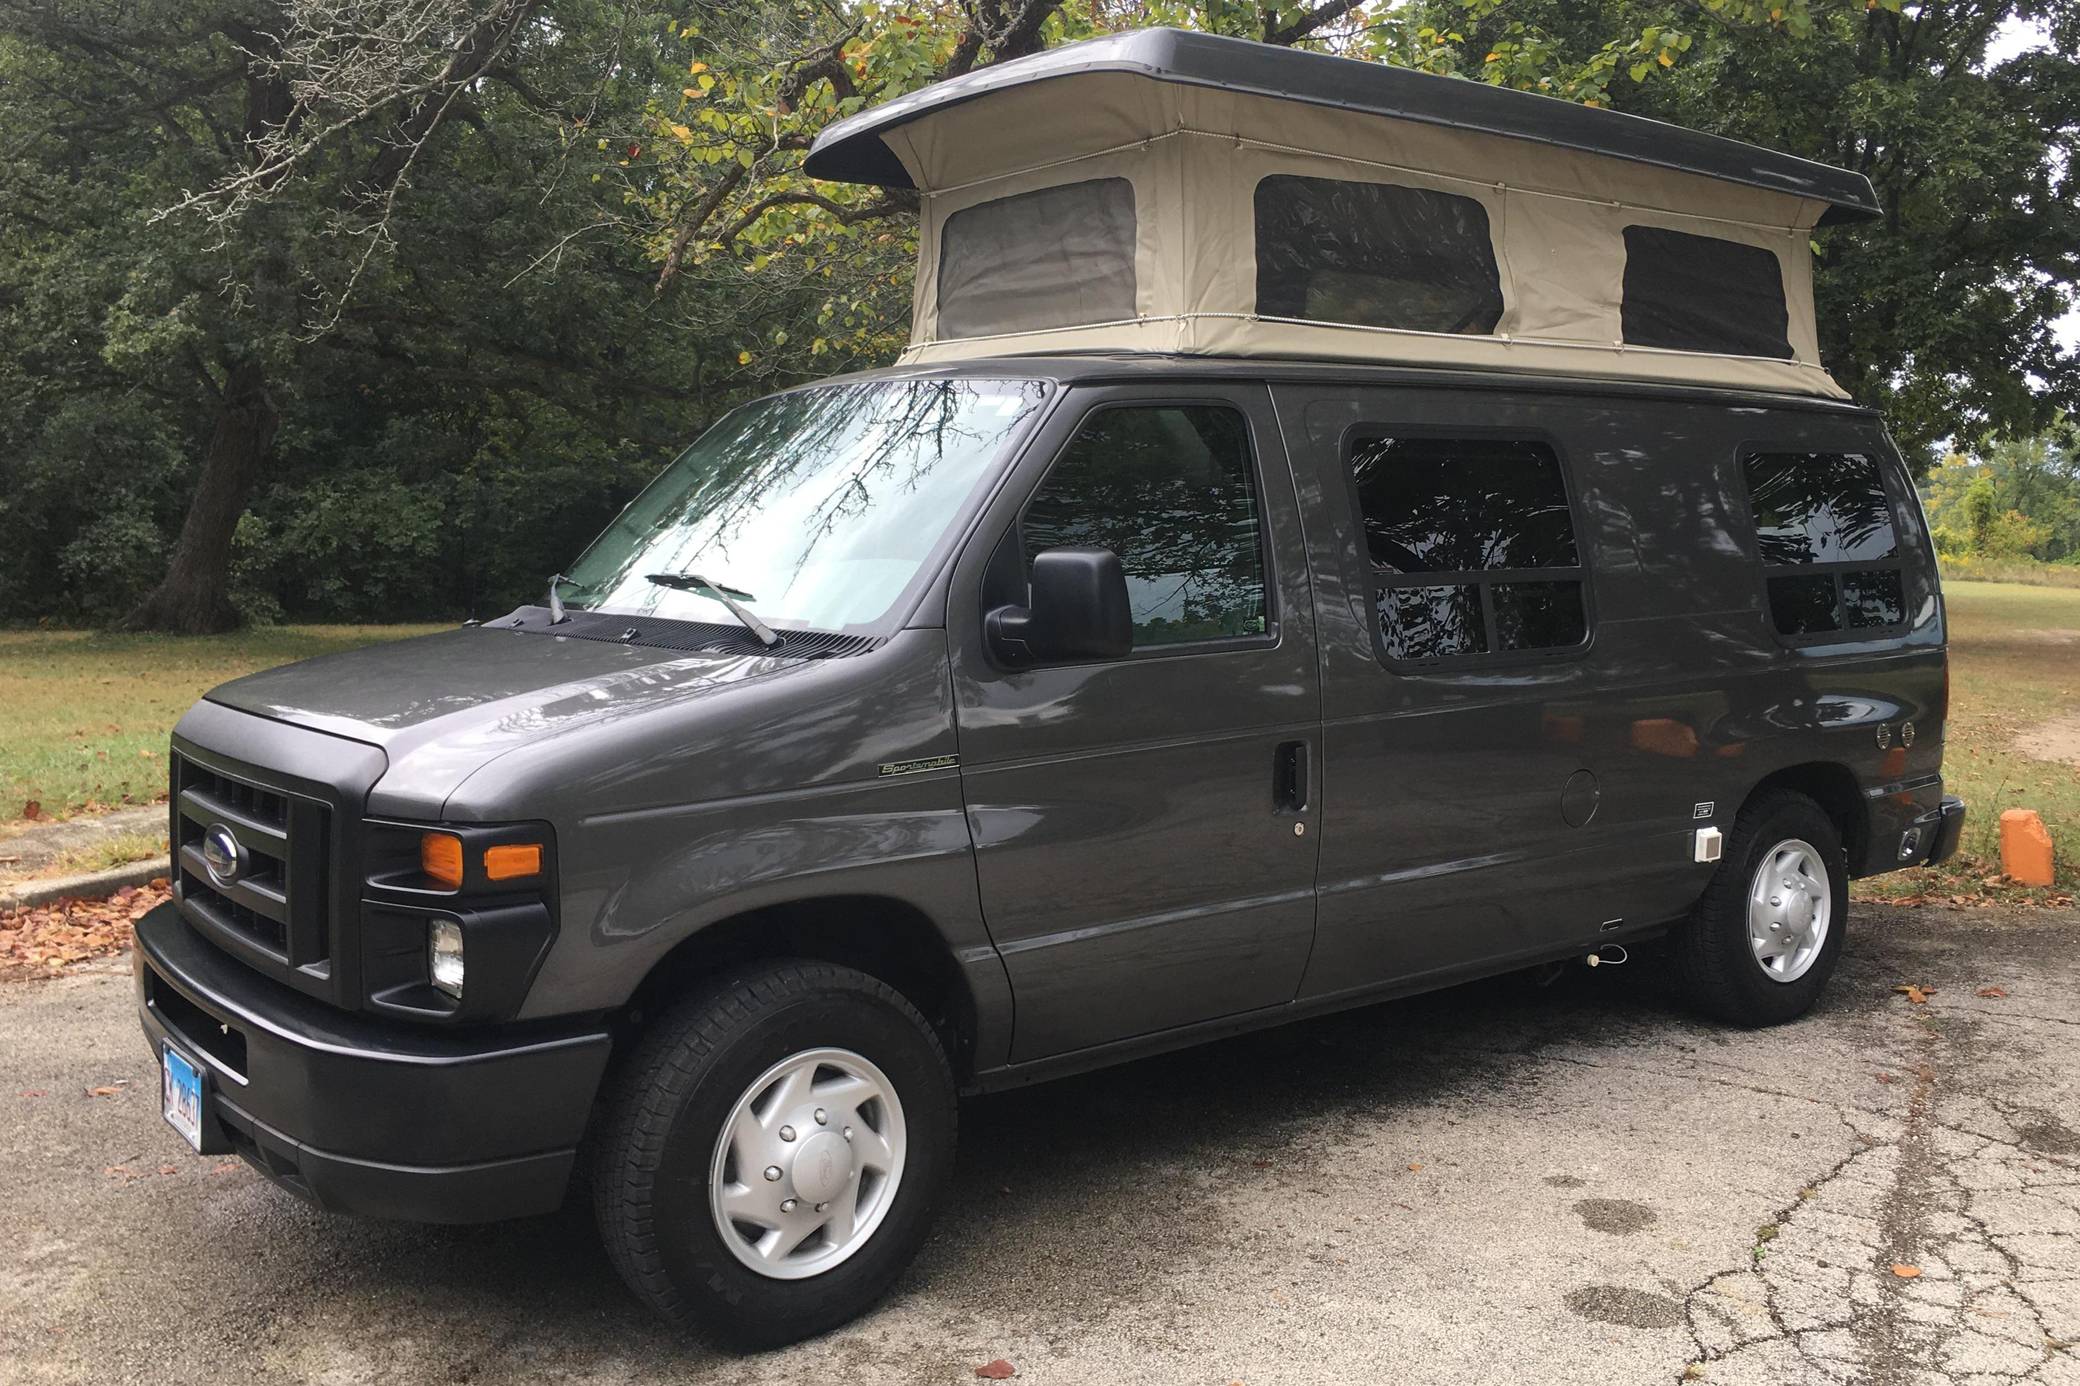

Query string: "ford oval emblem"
[[201, 824, 245, 888]]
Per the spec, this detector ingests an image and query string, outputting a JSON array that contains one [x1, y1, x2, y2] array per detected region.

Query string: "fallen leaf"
[[22, 800, 42, 821], [1892, 984, 1935, 1004], [975, 1361, 1016, 1380], [1250, 1158, 1272, 1169], [1875, 1072, 1898, 1084], [0, 881, 168, 981], [1407, 1162, 1424, 1172], [1684, 1364, 1706, 1380], [1975, 986, 2008, 999], [157, 1164, 177, 1175], [212, 1160, 241, 1175], [19, 1089, 46, 1098], [1892, 1263, 1922, 1279], [85, 1085, 122, 1097]]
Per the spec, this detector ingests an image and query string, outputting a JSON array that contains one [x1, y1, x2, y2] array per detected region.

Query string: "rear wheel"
[[592, 961, 956, 1346], [1673, 791, 1848, 1026]]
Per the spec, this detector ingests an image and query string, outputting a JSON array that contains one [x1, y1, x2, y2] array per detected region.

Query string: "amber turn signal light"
[[483, 842, 543, 881], [420, 832, 465, 890]]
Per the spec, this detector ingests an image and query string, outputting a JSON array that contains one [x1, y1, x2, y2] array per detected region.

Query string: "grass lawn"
[[0, 625, 444, 826]]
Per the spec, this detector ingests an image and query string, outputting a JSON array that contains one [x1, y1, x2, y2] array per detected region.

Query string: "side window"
[[1254, 176, 1504, 336], [1621, 226, 1793, 360], [1739, 450, 1905, 638], [1022, 405, 1268, 648], [938, 179, 1136, 340], [1348, 436, 1588, 662]]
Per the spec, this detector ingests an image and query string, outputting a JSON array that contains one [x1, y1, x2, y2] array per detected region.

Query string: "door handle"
[[1273, 740, 1309, 814]]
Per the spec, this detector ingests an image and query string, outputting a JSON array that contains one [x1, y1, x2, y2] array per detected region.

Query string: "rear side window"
[[1255, 177, 1504, 336], [938, 179, 1137, 340], [1739, 450, 1905, 638], [1348, 436, 1588, 662], [1022, 405, 1268, 648], [1621, 227, 1792, 360]]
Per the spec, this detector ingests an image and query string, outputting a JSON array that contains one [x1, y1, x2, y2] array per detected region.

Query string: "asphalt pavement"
[[3, 904, 2075, 1385]]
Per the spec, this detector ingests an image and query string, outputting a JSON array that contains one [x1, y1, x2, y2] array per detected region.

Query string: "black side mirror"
[[987, 546, 1133, 665]]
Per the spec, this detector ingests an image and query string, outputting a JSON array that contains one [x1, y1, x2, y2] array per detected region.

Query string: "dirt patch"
[[1563, 1285, 1683, 1328], [1572, 1198, 1657, 1235], [2013, 712, 2080, 768]]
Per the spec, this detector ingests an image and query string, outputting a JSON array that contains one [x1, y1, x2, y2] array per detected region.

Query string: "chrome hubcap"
[[708, 1047, 905, 1280], [1747, 838, 1831, 983]]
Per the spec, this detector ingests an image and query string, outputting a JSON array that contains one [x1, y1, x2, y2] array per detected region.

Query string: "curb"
[[1, 858, 170, 912]]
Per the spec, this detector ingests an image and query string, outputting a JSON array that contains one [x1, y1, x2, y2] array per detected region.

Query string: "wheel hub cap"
[[707, 1046, 906, 1281], [790, 1131, 850, 1203], [1747, 838, 1831, 984]]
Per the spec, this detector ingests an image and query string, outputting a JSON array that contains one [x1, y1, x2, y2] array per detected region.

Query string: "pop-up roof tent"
[[805, 28, 1879, 398]]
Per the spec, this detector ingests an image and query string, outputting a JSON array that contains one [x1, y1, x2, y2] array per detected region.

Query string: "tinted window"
[[1023, 406, 1267, 648], [1739, 450, 1906, 639], [1256, 177, 1503, 335], [1621, 226, 1792, 359], [939, 179, 1136, 340], [1349, 437, 1587, 661], [1743, 451, 1897, 563]]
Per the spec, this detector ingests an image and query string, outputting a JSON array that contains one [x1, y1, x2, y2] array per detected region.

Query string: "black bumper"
[[135, 902, 611, 1223], [1927, 795, 1967, 866], [1857, 777, 1966, 876]]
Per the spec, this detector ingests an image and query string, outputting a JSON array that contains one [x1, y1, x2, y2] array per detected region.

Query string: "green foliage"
[[0, 0, 836, 626], [1922, 427, 2080, 564]]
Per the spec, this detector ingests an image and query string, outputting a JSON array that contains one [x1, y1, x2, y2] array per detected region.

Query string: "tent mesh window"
[[1254, 176, 1504, 335], [937, 178, 1137, 339], [1621, 226, 1793, 359], [1348, 435, 1588, 662], [1739, 450, 1905, 638]]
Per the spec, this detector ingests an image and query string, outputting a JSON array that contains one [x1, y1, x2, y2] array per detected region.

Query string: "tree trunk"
[[119, 360, 278, 633]]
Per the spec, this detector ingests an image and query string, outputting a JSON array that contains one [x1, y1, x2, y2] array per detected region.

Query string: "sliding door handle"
[[1273, 740, 1310, 814]]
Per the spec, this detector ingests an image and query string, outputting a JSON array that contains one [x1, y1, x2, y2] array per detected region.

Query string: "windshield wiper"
[[645, 572, 781, 648], [546, 573, 573, 625]]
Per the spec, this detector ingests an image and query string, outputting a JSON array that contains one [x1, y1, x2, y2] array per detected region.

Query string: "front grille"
[[172, 752, 331, 973]]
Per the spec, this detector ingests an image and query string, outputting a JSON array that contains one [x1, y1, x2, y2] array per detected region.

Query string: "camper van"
[[136, 29, 1963, 1345]]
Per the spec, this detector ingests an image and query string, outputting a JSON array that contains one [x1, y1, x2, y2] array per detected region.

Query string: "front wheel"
[[592, 961, 957, 1346], [1672, 790, 1848, 1027]]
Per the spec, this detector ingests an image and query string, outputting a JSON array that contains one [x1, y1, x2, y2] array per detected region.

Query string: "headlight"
[[428, 918, 465, 998]]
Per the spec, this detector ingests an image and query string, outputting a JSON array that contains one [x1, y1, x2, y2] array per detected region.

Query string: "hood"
[[206, 625, 805, 814]]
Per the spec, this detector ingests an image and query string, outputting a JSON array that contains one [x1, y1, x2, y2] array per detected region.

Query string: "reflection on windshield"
[[561, 378, 1048, 631]]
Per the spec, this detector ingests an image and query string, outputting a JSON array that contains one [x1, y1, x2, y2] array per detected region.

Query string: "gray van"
[[136, 30, 1964, 1346]]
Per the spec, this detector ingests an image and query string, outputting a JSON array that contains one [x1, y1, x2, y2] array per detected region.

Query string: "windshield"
[[560, 378, 1049, 632]]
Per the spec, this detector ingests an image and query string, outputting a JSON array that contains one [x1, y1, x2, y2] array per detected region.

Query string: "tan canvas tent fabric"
[[805, 29, 1879, 398]]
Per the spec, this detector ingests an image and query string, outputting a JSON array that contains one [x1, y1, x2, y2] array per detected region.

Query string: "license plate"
[[161, 1043, 204, 1152]]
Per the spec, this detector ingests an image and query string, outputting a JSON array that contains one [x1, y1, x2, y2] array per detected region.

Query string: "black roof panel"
[[805, 28, 1879, 225]]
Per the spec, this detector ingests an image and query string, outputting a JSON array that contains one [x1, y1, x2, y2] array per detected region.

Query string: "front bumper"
[[135, 902, 611, 1223]]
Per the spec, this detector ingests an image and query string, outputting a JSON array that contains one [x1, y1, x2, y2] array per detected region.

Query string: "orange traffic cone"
[[1999, 809, 2055, 887]]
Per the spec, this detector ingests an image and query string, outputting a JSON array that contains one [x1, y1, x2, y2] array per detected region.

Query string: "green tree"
[[0, 0, 760, 628], [1923, 425, 2080, 560]]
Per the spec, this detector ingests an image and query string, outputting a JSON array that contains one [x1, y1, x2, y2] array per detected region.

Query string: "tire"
[[1672, 790, 1848, 1027], [591, 960, 957, 1347]]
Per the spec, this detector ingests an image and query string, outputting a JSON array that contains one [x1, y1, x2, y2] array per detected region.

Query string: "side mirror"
[[987, 546, 1133, 665]]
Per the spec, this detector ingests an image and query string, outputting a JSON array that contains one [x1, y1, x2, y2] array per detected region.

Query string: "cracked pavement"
[[3, 903, 2075, 1385]]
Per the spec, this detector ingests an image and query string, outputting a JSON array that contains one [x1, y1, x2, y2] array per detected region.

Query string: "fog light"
[[429, 919, 464, 998]]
